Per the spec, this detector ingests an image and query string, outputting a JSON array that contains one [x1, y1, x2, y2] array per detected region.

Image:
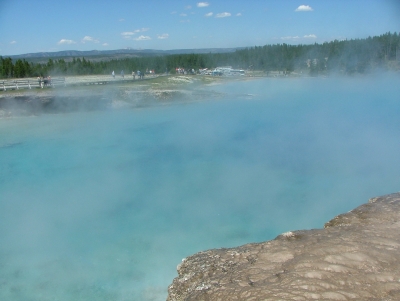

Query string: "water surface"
[[1, 76, 399, 300]]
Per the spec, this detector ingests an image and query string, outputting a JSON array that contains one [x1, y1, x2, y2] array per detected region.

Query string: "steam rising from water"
[[0, 75, 399, 300]]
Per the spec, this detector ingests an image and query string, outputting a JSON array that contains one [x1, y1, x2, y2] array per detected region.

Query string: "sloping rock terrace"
[[167, 193, 400, 301]]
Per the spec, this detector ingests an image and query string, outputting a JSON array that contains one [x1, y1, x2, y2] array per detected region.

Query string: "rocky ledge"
[[167, 193, 400, 301]]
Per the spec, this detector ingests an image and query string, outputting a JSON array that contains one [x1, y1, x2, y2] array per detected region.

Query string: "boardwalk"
[[64, 74, 158, 86], [0, 74, 159, 91]]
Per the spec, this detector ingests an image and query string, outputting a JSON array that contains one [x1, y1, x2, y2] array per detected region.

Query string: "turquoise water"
[[1, 76, 400, 300]]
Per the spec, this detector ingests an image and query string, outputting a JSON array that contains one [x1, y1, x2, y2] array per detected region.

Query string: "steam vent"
[[167, 193, 400, 301]]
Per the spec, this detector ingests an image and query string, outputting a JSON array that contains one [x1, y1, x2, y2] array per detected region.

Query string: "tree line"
[[1, 32, 399, 79]]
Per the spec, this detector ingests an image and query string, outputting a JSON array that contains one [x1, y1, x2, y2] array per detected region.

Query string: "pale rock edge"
[[167, 192, 400, 301]]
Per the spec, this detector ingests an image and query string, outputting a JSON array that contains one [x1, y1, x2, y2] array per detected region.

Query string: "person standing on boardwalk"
[[121, 70, 124, 78], [112, 70, 115, 78], [132, 71, 135, 80]]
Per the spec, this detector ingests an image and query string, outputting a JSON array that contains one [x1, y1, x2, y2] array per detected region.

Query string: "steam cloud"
[[0, 75, 399, 301]]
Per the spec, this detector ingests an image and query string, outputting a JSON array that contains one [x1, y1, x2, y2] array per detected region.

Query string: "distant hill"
[[8, 48, 243, 63]]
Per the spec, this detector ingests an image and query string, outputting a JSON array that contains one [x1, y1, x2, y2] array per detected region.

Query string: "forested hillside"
[[1, 32, 399, 78]]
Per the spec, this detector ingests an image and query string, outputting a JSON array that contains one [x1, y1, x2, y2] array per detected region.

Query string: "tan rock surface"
[[167, 193, 400, 300]]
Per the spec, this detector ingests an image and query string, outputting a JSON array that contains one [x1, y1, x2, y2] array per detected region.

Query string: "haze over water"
[[1, 76, 400, 300]]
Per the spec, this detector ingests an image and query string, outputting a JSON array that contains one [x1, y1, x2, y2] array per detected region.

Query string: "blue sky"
[[0, 0, 399, 56]]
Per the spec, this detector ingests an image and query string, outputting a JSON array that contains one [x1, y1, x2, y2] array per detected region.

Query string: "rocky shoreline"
[[167, 193, 400, 301], [0, 75, 232, 117]]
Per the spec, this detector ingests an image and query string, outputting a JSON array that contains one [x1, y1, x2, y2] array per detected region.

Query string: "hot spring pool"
[[1, 76, 399, 300]]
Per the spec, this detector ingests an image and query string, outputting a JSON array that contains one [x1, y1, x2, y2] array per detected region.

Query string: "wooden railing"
[[1, 78, 66, 91]]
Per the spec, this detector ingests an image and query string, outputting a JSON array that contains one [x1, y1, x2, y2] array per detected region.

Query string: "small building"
[[212, 66, 245, 76]]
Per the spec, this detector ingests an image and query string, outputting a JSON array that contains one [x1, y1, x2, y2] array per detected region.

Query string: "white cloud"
[[121, 28, 149, 39], [119, 18, 125, 22], [10, 41, 17, 44], [295, 5, 313, 12], [281, 36, 300, 40], [180, 13, 187, 16], [236, 13, 242, 16], [204, 12, 213, 17], [215, 12, 231, 18], [121, 32, 135, 39], [197, 2, 209, 8], [180, 19, 190, 23], [185, 5, 192, 10], [171, 11, 177, 14], [57, 39, 76, 45], [157, 33, 169, 39], [102, 43, 109, 46], [121, 28, 148, 35], [280, 35, 316, 40], [82, 36, 99, 43], [135, 35, 151, 41]]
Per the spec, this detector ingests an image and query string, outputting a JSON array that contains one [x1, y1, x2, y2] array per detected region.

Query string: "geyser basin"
[[0, 75, 399, 301]]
